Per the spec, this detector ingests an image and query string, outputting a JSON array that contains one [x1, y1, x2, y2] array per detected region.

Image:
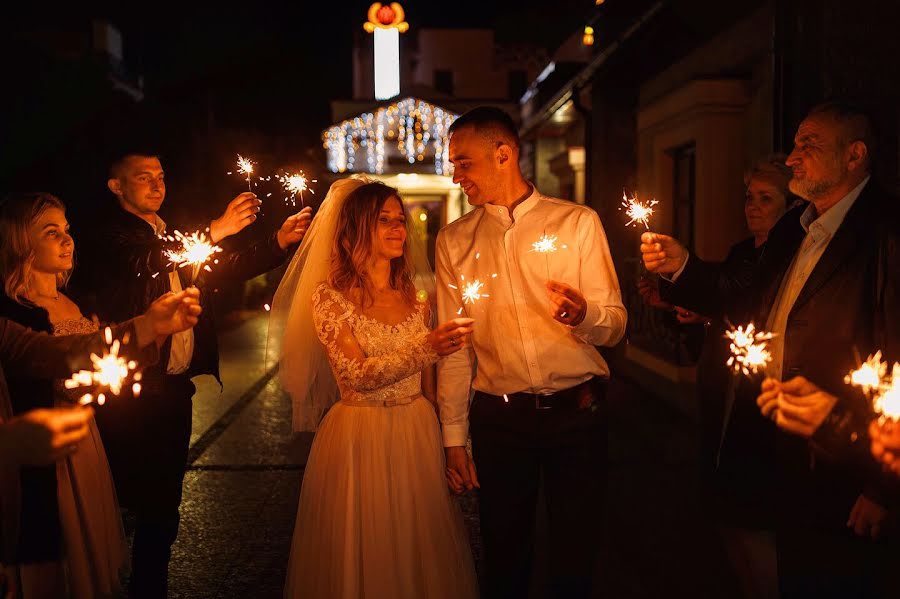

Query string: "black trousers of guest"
[[470, 378, 607, 599], [94, 374, 195, 599]]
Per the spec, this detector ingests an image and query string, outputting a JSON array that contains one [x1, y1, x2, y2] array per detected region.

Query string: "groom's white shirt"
[[435, 187, 627, 447]]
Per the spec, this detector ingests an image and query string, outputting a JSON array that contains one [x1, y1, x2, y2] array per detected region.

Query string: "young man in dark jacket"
[[69, 152, 310, 598]]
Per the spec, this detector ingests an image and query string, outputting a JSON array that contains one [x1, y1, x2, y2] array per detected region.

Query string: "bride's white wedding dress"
[[284, 283, 478, 599]]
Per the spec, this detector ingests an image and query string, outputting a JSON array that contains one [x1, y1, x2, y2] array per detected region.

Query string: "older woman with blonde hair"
[[0, 192, 128, 599]]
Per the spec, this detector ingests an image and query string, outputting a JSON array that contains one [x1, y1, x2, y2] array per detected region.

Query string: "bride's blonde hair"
[[328, 181, 416, 309]]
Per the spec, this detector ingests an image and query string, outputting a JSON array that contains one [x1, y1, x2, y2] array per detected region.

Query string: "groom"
[[436, 107, 627, 598]]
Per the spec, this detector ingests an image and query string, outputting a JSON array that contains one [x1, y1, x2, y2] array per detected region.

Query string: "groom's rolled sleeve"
[[570, 210, 627, 347], [435, 231, 474, 448]]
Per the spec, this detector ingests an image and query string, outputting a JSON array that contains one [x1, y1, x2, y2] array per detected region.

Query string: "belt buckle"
[[535, 395, 552, 410]]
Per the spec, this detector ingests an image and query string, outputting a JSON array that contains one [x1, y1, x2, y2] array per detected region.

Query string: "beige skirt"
[[284, 396, 478, 599]]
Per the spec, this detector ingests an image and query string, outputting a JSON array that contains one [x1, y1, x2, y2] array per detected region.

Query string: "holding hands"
[[210, 192, 263, 243], [428, 318, 475, 356], [546, 281, 587, 326], [640, 232, 688, 274], [756, 376, 838, 437], [445, 446, 480, 495]]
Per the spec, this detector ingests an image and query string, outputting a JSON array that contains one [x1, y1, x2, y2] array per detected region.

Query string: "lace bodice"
[[311, 283, 438, 405], [52, 317, 99, 337]]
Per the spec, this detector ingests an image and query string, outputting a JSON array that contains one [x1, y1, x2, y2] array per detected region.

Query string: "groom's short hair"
[[449, 107, 520, 150]]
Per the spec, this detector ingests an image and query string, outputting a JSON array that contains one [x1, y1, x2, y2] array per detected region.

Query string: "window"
[[671, 143, 696, 252], [434, 69, 454, 95]]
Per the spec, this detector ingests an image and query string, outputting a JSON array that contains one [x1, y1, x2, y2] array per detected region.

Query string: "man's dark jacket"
[[68, 201, 290, 384], [663, 180, 900, 532]]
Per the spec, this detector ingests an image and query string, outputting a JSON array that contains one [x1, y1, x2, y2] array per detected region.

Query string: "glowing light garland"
[[323, 98, 458, 175]]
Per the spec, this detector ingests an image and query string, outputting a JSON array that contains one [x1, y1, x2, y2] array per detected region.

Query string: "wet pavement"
[[155, 311, 730, 598]]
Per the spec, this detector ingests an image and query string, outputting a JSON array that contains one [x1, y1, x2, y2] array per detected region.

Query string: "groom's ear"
[[496, 143, 512, 168]]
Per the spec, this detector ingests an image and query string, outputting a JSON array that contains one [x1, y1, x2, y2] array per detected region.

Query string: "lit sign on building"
[[364, 3, 408, 100]]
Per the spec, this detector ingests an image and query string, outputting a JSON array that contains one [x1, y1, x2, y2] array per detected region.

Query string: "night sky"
[[1, 1, 593, 224]]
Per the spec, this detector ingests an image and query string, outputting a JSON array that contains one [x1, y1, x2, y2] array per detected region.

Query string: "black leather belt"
[[479, 377, 605, 410]]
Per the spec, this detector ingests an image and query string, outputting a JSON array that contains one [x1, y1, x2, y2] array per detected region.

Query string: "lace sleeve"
[[312, 286, 439, 392]]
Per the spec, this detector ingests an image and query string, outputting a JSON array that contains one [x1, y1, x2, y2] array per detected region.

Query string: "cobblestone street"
[[160, 312, 730, 598]]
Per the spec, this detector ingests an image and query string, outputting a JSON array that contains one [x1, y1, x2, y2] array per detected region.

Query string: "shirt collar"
[[799, 175, 869, 237], [151, 214, 167, 236], [484, 185, 540, 222]]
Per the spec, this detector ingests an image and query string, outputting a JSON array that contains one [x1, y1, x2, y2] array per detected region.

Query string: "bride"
[[269, 178, 479, 598]]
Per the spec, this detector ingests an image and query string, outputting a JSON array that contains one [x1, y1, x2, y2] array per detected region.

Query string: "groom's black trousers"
[[94, 374, 195, 599], [470, 377, 607, 599]]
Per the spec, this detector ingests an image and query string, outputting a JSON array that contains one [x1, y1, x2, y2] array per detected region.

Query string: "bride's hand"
[[428, 318, 474, 356]]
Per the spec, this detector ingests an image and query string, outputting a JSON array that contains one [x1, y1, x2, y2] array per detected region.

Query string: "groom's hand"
[[445, 446, 479, 494], [546, 281, 586, 326]]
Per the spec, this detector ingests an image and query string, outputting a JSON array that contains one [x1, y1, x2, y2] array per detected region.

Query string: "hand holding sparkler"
[[135, 288, 203, 347], [640, 232, 688, 274], [427, 317, 475, 356], [209, 193, 262, 243], [276, 206, 313, 250], [756, 376, 838, 437], [0, 407, 94, 466], [546, 281, 587, 326]]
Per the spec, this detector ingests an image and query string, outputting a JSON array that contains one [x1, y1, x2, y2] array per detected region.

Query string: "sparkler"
[[226, 154, 256, 192], [64, 327, 143, 406], [448, 252, 497, 315], [845, 352, 900, 420], [531, 232, 568, 280], [620, 191, 658, 230], [277, 171, 317, 207], [725, 322, 775, 376], [163, 229, 223, 284]]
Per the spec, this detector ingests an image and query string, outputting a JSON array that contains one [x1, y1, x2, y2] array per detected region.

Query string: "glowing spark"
[[264, 303, 271, 312], [845, 352, 900, 420], [532, 234, 559, 254], [461, 279, 488, 305], [164, 230, 223, 283], [278, 171, 317, 207], [232, 154, 256, 191], [620, 191, 659, 229], [65, 327, 143, 405], [845, 351, 888, 395], [725, 323, 775, 376]]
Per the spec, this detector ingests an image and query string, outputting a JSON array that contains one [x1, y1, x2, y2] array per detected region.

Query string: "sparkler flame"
[[164, 230, 223, 283], [620, 191, 659, 229], [277, 171, 317, 206], [725, 323, 775, 376], [65, 327, 143, 405], [845, 351, 888, 394], [229, 154, 256, 191], [448, 251, 496, 314], [845, 352, 900, 420], [532, 234, 559, 254]]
